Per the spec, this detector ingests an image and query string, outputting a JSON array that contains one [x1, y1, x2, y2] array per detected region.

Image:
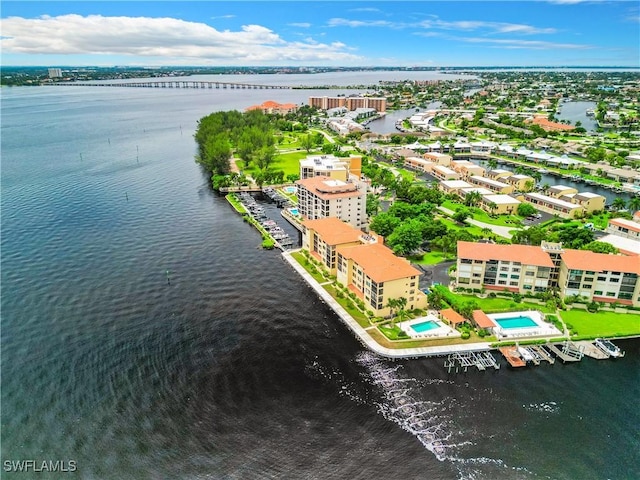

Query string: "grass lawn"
[[291, 251, 329, 284], [368, 328, 495, 349], [438, 217, 486, 237], [225, 194, 247, 214], [435, 286, 556, 314], [272, 150, 310, 176], [560, 309, 640, 339], [407, 251, 456, 265], [441, 200, 524, 228]]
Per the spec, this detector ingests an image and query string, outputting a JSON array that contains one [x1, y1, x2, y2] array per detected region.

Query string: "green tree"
[[517, 202, 537, 217], [366, 194, 381, 216], [300, 134, 314, 152], [369, 213, 401, 237], [464, 191, 482, 207], [453, 208, 471, 224], [581, 241, 619, 254], [387, 219, 423, 255], [612, 198, 627, 211]]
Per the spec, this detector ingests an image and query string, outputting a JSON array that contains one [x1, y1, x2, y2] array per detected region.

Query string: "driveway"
[[413, 260, 455, 290]]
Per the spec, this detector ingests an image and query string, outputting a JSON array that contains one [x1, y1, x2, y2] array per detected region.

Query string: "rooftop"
[[302, 217, 363, 246], [337, 242, 421, 283], [609, 217, 640, 233], [296, 176, 362, 199], [458, 241, 555, 267], [560, 249, 640, 274]]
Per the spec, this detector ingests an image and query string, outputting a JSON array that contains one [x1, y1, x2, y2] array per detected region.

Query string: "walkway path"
[[282, 249, 493, 358], [310, 128, 336, 144], [437, 206, 518, 239]]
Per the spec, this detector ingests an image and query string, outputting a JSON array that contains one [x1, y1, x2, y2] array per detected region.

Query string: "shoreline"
[[282, 248, 638, 359]]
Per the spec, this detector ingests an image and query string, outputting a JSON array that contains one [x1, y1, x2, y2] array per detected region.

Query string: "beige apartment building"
[[456, 241, 640, 307], [299, 154, 362, 181], [451, 160, 486, 178], [302, 217, 369, 274], [301, 218, 427, 316], [308, 96, 387, 112], [607, 218, 640, 240], [456, 241, 554, 293], [296, 176, 367, 229], [523, 192, 583, 219], [468, 176, 515, 194], [432, 166, 460, 181], [558, 249, 640, 306]]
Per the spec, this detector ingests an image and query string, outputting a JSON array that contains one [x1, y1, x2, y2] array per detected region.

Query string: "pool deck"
[[282, 249, 493, 358]]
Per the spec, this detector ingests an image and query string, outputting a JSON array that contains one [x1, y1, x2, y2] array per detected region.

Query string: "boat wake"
[[355, 351, 456, 461]]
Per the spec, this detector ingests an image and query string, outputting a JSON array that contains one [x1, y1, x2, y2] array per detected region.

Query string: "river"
[[1, 72, 638, 480]]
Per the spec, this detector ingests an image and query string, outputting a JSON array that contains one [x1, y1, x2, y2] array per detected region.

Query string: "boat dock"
[[498, 346, 527, 367], [575, 341, 610, 359], [547, 342, 584, 362], [444, 351, 500, 372]]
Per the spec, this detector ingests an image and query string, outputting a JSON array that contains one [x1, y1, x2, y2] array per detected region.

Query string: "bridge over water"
[[51, 80, 291, 90]]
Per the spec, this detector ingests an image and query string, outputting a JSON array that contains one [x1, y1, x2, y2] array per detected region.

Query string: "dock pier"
[[547, 342, 584, 362]]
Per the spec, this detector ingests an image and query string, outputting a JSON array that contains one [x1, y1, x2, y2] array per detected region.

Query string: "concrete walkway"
[[437, 206, 519, 239], [282, 250, 493, 359]]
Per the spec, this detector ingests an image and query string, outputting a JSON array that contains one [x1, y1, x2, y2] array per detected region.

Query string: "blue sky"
[[1, 1, 639, 67]]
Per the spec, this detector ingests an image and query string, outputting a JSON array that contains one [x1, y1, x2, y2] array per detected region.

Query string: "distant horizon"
[[5, 65, 640, 70], [2, 2, 638, 68]]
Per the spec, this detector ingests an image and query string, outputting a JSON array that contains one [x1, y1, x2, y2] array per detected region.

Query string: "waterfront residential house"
[[468, 176, 515, 194], [456, 241, 640, 307], [245, 100, 298, 115], [301, 218, 373, 275], [563, 192, 606, 213], [404, 157, 435, 173], [479, 194, 521, 215], [451, 160, 486, 178], [440, 180, 474, 195], [523, 192, 583, 219], [308, 95, 386, 112], [504, 174, 535, 191], [558, 249, 640, 306], [336, 242, 428, 316], [487, 169, 512, 181], [432, 165, 460, 181], [456, 241, 555, 293], [547, 185, 579, 198], [296, 176, 367, 229], [299, 154, 362, 181], [423, 152, 452, 166]]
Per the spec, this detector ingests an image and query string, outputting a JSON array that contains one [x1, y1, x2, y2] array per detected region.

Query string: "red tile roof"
[[302, 218, 363, 246], [472, 310, 496, 329], [337, 243, 421, 283], [296, 176, 362, 200], [560, 249, 640, 274], [441, 308, 465, 325], [457, 241, 555, 267]]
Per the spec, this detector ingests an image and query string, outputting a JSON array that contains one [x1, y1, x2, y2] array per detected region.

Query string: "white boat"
[[594, 338, 624, 358], [518, 346, 534, 362]]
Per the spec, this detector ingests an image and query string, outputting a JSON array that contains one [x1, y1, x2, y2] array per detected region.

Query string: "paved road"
[[438, 206, 519, 239]]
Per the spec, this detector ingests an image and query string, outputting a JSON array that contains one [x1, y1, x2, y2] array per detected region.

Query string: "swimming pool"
[[289, 208, 299, 215], [494, 315, 538, 329], [284, 186, 297, 194], [410, 320, 440, 333]]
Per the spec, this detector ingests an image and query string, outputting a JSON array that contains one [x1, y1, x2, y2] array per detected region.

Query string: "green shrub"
[[461, 331, 471, 340]]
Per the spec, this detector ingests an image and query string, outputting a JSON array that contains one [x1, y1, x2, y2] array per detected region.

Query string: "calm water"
[[556, 101, 598, 132], [2, 73, 639, 480]]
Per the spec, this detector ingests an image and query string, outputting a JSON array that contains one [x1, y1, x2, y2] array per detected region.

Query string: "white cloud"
[[0, 14, 363, 64], [327, 18, 401, 28], [288, 22, 312, 28], [329, 16, 556, 35], [210, 15, 236, 20], [457, 37, 592, 50]]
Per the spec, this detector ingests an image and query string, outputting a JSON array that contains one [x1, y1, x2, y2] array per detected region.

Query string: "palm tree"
[[612, 197, 627, 211], [628, 196, 640, 212], [464, 190, 482, 207], [523, 180, 535, 193]]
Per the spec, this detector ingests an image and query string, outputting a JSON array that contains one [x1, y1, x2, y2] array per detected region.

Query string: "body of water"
[[2, 73, 639, 479], [556, 101, 598, 132]]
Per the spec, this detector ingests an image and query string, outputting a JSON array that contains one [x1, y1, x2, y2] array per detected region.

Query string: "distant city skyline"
[[1, 1, 639, 67]]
